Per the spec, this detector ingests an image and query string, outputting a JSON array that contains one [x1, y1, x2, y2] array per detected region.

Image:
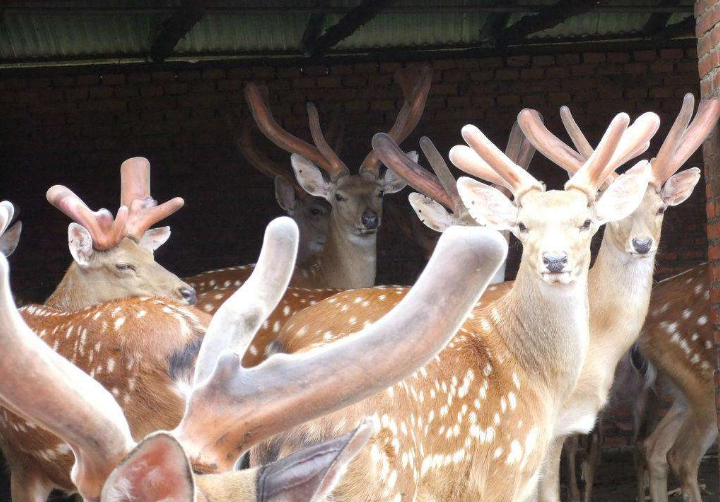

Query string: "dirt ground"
[[565, 447, 719, 502]]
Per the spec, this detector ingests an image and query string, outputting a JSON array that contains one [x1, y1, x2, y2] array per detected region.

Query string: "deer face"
[[68, 224, 196, 305], [458, 169, 649, 285], [291, 154, 408, 237], [605, 168, 700, 257]]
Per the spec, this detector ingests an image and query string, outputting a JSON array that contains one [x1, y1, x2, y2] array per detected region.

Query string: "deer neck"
[[45, 263, 98, 311], [496, 262, 590, 399], [305, 215, 377, 289], [586, 232, 655, 368]]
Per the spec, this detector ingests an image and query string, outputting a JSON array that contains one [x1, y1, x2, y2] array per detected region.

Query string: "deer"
[[43, 157, 196, 310], [398, 96, 718, 502], [632, 262, 716, 502], [0, 200, 22, 258], [245, 105, 655, 502], [185, 113, 336, 294], [0, 212, 509, 501]]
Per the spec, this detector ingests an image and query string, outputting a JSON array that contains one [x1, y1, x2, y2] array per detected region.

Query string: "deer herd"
[[0, 63, 719, 502]]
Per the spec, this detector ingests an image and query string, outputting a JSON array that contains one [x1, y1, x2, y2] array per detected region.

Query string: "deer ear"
[[257, 422, 373, 502], [409, 193, 453, 232], [661, 167, 701, 207], [68, 223, 94, 266], [594, 164, 650, 224], [456, 177, 518, 231], [101, 432, 194, 502], [139, 227, 171, 252], [380, 151, 415, 195], [0, 221, 21, 257], [291, 154, 331, 199], [274, 176, 298, 213]]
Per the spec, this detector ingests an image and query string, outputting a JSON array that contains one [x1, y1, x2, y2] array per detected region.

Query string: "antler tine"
[[506, 120, 538, 171], [326, 108, 346, 156], [360, 63, 433, 176], [120, 157, 151, 207], [457, 124, 544, 201], [46, 185, 128, 250], [174, 224, 508, 472], [566, 113, 630, 197], [0, 201, 15, 235], [419, 136, 465, 214], [192, 217, 299, 386], [654, 95, 720, 186], [244, 83, 333, 172], [449, 146, 513, 192], [560, 107, 594, 159], [371, 133, 454, 209], [0, 254, 134, 500], [651, 93, 695, 187], [518, 109, 586, 176], [307, 102, 350, 179]]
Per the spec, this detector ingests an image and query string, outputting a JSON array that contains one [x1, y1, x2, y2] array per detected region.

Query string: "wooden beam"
[[150, 0, 206, 63], [642, 0, 683, 36], [481, 0, 513, 47], [502, 0, 605, 43], [308, 0, 396, 56], [653, 15, 695, 41], [301, 12, 327, 55]]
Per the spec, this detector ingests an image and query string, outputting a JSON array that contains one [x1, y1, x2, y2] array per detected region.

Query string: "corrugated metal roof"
[[0, 0, 695, 65]]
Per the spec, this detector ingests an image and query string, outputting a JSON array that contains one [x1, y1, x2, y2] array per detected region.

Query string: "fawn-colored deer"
[[0, 215, 508, 501], [248, 108, 654, 501], [0, 201, 22, 258], [44, 157, 195, 310]]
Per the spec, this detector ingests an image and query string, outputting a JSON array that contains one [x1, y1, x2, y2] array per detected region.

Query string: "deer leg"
[[581, 427, 601, 502], [666, 402, 717, 502], [634, 382, 663, 502], [563, 435, 581, 502], [537, 437, 565, 502], [643, 399, 686, 502], [9, 468, 54, 502]]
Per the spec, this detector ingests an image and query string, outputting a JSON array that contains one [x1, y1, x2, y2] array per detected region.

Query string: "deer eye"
[[310, 208, 321, 216], [517, 222, 528, 233], [378, 190, 385, 198], [335, 193, 345, 202], [116, 263, 136, 272], [657, 206, 666, 215], [580, 219, 592, 230]]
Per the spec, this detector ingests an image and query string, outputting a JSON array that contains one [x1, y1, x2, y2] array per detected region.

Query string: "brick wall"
[[696, 0, 720, 465], [0, 45, 705, 306]]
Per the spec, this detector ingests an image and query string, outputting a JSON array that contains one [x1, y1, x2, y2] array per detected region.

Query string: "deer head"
[[231, 111, 332, 264], [45, 158, 196, 310], [528, 95, 720, 259], [448, 109, 659, 285], [244, 64, 432, 241], [0, 201, 22, 258], [0, 214, 507, 500]]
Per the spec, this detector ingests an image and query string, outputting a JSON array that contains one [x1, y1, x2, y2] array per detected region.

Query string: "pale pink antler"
[[360, 64, 433, 176], [120, 157, 185, 240], [46, 186, 129, 250], [650, 94, 720, 188]]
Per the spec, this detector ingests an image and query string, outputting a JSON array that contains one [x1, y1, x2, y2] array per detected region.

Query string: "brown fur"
[[0, 298, 210, 497]]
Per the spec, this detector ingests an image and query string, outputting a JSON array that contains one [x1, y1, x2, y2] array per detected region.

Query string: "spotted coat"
[[0, 298, 209, 493]]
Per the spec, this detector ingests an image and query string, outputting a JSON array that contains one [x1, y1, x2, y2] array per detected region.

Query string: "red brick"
[[521, 68, 544, 80], [101, 74, 125, 86], [52, 76, 76, 87], [583, 52, 606, 63], [455, 58, 479, 69], [532, 55, 555, 67], [571, 64, 595, 77], [152, 71, 176, 82], [507, 55, 530, 67], [477, 57, 503, 68], [379, 62, 402, 74], [545, 67, 570, 79], [353, 63, 378, 74], [556, 53, 580, 65], [495, 69, 519, 80], [165, 82, 188, 95], [189, 80, 215, 93], [470, 70, 494, 81], [89, 87, 114, 99], [127, 73, 151, 84], [650, 59, 675, 73], [634, 50, 658, 62], [77, 74, 100, 86], [202, 69, 226, 79], [607, 52, 631, 63], [624, 62, 648, 74]]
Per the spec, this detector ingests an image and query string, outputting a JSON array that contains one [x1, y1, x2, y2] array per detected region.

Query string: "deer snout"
[[542, 252, 568, 273], [179, 285, 197, 305], [361, 210, 380, 230], [631, 237, 653, 255]]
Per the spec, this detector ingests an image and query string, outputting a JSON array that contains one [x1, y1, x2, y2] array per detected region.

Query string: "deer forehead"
[[109, 238, 155, 262], [334, 174, 381, 194], [518, 190, 589, 227]]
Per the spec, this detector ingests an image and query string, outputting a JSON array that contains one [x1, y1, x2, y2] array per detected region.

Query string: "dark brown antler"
[[360, 64, 433, 177]]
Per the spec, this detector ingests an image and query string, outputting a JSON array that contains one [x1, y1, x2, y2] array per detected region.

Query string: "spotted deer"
[[247, 108, 654, 501], [633, 262, 716, 502], [185, 113, 334, 294], [44, 157, 196, 310], [0, 200, 22, 258], [0, 214, 508, 501], [241, 63, 432, 289]]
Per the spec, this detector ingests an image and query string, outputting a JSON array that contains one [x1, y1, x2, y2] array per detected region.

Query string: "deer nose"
[[361, 210, 379, 230], [542, 252, 568, 273], [632, 237, 653, 254], [179, 286, 197, 305]]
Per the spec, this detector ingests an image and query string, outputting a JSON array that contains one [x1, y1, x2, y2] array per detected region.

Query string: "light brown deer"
[[0, 200, 22, 258], [44, 157, 195, 310], [508, 95, 719, 502], [185, 113, 334, 294], [248, 108, 654, 502], [242, 64, 431, 289], [634, 262, 715, 502], [0, 213, 508, 501]]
